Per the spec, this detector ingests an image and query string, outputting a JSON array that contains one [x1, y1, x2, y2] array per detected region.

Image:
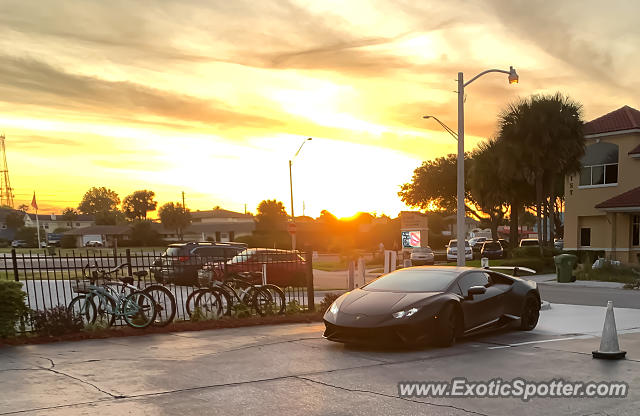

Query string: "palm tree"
[[469, 139, 510, 241], [498, 93, 585, 250]]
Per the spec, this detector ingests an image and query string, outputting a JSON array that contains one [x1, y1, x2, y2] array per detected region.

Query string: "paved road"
[[2, 304, 639, 415]]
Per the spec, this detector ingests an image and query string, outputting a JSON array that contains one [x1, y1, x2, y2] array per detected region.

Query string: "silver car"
[[410, 246, 435, 265]]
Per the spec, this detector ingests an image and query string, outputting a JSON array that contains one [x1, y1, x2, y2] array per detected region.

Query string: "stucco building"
[[564, 105, 640, 263]]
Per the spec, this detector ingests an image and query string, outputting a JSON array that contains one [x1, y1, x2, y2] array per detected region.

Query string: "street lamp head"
[[307, 137, 312, 141], [422, 115, 432, 119], [508, 66, 519, 84]]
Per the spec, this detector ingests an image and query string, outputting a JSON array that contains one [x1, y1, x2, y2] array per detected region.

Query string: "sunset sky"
[[1, 1, 638, 218]]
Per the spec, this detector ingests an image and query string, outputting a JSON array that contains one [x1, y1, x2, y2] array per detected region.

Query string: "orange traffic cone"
[[592, 301, 626, 360]]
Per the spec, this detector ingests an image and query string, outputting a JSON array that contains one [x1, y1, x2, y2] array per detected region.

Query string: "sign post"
[[288, 222, 297, 250]]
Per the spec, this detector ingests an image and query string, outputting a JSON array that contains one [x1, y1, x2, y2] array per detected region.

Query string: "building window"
[[579, 142, 619, 187], [76, 222, 80, 226], [633, 215, 640, 247], [580, 228, 591, 247]]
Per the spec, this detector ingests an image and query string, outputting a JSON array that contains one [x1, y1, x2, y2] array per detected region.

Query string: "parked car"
[[11, 240, 28, 248], [204, 248, 308, 287], [323, 266, 541, 346], [446, 240, 472, 261], [84, 240, 103, 247], [519, 238, 540, 248], [554, 239, 564, 250], [469, 237, 487, 254], [480, 241, 504, 259], [150, 242, 246, 286], [498, 238, 510, 256], [410, 246, 435, 266]]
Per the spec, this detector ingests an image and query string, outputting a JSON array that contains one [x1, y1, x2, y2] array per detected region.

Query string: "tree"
[[122, 190, 158, 220], [17, 204, 29, 212], [61, 207, 79, 228], [498, 93, 584, 249], [78, 187, 121, 225], [5, 210, 25, 230], [469, 140, 510, 241], [129, 220, 161, 246], [158, 202, 191, 241], [399, 154, 463, 213], [255, 199, 288, 233]]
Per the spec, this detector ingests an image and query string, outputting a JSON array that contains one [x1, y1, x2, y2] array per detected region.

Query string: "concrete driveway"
[[2, 303, 640, 415]]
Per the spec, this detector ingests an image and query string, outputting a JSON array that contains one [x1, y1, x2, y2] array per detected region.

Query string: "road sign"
[[287, 222, 296, 234]]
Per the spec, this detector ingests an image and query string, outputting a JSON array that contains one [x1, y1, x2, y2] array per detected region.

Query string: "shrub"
[[511, 246, 561, 258], [499, 257, 555, 274], [285, 300, 303, 315], [60, 235, 77, 248], [231, 302, 251, 318], [583, 262, 640, 284], [318, 292, 341, 313], [0, 281, 28, 337], [30, 306, 83, 336]]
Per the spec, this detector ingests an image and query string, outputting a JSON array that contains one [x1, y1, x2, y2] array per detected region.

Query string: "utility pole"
[[0, 134, 14, 208], [182, 191, 185, 210]]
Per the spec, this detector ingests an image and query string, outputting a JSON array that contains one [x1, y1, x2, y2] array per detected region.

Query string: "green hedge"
[[0, 281, 28, 337], [499, 257, 556, 274]]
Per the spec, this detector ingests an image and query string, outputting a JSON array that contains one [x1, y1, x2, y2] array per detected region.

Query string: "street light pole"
[[455, 66, 518, 266], [457, 72, 465, 266], [289, 137, 312, 250]]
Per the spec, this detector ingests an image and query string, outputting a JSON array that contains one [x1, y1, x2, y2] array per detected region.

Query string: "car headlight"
[[392, 307, 418, 319], [330, 302, 339, 315], [328, 295, 346, 316]]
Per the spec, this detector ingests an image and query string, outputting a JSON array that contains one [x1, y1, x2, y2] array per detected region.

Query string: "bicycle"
[[68, 264, 157, 329], [81, 262, 177, 327], [190, 268, 286, 318]]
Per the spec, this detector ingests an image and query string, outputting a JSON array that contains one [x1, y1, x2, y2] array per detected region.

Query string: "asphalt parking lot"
[[2, 302, 639, 415]]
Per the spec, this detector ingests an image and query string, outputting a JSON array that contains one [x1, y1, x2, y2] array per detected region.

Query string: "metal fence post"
[[126, 249, 132, 276], [11, 248, 19, 282], [304, 249, 315, 312]]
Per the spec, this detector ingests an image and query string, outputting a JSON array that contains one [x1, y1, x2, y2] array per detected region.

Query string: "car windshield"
[[166, 247, 183, 256], [520, 240, 539, 247], [448, 241, 470, 248], [412, 247, 431, 253], [484, 242, 501, 250], [364, 269, 458, 292]]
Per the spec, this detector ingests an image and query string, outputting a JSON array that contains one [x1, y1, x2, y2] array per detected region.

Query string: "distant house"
[[0, 208, 18, 241], [63, 225, 131, 248], [184, 209, 255, 242], [24, 213, 95, 232]]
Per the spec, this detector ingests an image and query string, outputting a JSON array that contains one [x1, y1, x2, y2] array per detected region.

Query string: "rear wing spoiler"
[[484, 266, 536, 277]]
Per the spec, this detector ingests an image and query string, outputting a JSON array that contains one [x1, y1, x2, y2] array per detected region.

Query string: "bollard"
[[348, 261, 355, 290]]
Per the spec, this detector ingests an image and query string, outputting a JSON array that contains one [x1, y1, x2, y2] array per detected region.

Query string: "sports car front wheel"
[[433, 303, 458, 347], [519, 294, 540, 331]]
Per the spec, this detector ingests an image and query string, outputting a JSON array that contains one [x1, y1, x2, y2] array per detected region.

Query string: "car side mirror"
[[465, 286, 486, 300]]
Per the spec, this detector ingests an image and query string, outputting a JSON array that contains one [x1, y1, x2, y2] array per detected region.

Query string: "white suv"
[[446, 239, 472, 261]]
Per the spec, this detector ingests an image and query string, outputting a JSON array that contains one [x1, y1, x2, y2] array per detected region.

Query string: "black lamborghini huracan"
[[323, 266, 541, 347]]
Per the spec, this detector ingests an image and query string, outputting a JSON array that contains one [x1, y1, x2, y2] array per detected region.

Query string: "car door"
[[457, 271, 504, 330]]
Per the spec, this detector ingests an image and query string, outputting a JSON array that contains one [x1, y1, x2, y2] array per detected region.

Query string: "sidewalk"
[[531, 273, 627, 289]]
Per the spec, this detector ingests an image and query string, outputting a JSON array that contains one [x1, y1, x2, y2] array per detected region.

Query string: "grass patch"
[[1, 312, 324, 346]]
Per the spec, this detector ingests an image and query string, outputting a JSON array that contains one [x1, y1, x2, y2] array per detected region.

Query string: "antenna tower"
[[0, 134, 14, 208]]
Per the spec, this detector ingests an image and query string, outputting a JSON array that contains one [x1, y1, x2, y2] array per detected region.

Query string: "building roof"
[[64, 225, 131, 235], [584, 105, 640, 136], [191, 209, 252, 220], [27, 213, 94, 222], [595, 186, 640, 210]]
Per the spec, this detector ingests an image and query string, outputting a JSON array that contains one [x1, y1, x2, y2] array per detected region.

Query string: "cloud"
[[0, 56, 282, 129]]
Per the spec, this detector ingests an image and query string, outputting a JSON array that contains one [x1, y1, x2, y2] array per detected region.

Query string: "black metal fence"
[[1, 247, 314, 333]]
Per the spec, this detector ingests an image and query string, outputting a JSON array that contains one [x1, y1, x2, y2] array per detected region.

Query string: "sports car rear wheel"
[[434, 303, 457, 347], [520, 294, 540, 331]]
